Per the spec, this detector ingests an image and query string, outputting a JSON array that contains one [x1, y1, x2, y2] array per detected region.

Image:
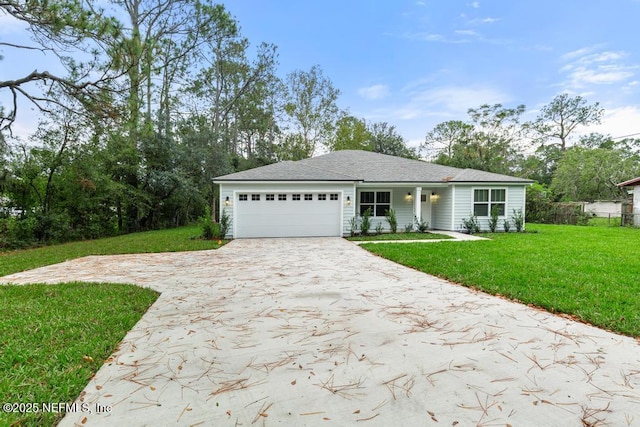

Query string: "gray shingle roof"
[[214, 150, 532, 183]]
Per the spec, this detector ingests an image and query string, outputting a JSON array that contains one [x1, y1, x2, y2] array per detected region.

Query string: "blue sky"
[[2, 1, 640, 148], [227, 0, 640, 147]]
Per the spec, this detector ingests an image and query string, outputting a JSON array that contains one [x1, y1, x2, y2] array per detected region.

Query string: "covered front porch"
[[355, 185, 449, 232]]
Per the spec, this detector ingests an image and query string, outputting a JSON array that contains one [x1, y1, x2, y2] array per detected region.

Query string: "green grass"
[[347, 232, 453, 241], [0, 282, 159, 426], [587, 216, 622, 227], [0, 225, 226, 277], [362, 224, 640, 337]]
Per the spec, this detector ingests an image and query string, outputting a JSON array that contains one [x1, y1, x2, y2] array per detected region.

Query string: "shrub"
[[218, 209, 231, 238], [488, 205, 499, 233], [375, 222, 383, 235], [525, 183, 554, 223], [512, 209, 525, 232], [404, 224, 413, 233], [461, 214, 480, 234], [503, 219, 511, 232], [33, 211, 72, 244], [0, 217, 37, 250], [414, 216, 429, 233], [360, 208, 372, 236], [384, 209, 397, 233], [576, 211, 594, 226], [199, 206, 216, 240], [349, 216, 357, 237]]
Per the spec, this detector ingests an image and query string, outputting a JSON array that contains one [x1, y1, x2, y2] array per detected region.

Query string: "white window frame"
[[473, 188, 507, 217]]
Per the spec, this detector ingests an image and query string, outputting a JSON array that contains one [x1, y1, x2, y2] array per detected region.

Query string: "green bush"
[[375, 222, 383, 235], [349, 216, 357, 237], [0, 216, 37, 250], [512, 209, 525, 232], [488, 205, 499, 232], [414, 216, 429, 233], [360, 208, 372, 236], [33, 211, 72, 244], [576, 211, 594, 226], [199, 207, 216, 240], [461, 214, 480, 234], [503, 219, 511, 232], [218, 209, 231, 238], [525, 183, 554, 223], [384, 209, 397, 233]]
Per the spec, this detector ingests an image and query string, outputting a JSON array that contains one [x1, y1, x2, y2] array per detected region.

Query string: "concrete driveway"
[[2, 238, 640, 426]]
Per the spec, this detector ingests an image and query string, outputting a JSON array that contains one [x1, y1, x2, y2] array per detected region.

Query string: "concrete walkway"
[[352, 230, 488, 244], [2, 238, 640, 426]]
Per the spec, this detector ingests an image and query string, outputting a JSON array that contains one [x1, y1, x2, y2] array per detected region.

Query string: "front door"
[[420, 193, 432, 228]]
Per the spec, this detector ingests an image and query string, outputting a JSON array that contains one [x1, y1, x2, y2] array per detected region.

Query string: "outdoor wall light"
[[405, 192, 413, 202], [224, 196, 231, 206], [346, 196, 351, 205], [430, 192, 439, 202]]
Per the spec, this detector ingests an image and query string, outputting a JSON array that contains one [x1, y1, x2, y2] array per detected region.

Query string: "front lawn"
[[347, 232, 453, 241], [0, 282, 159, 426], [0, 225, 226, 277], [362, 224, 640, 337]]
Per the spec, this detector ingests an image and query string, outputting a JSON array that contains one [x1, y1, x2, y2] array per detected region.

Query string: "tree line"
[[422, 94, 640, 204], [1, 1, 638, 249], [0, 0, 418, 248]]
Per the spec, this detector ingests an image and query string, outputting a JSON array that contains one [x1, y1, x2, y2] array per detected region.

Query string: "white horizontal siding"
[[431, 187, 453, 230], [352, 188, 415, 233], [452, 185, 528, 232]]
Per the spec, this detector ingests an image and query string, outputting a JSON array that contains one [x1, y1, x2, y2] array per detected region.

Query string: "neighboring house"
[[618, 177, 640, 227], [213, 150, 533, 238], [583, 201, 624, 217]]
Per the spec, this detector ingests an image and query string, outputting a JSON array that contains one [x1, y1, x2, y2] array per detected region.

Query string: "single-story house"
[[618, 176, 640, 227], [213, 150, 533, 238]]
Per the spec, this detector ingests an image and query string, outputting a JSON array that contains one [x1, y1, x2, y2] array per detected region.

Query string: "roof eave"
[[450, 180, 534, 184], [213, 179, 361, 184], [618, 177, 640, 187]]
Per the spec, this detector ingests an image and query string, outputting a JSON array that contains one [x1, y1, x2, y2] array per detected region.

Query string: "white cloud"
[[413, 86, 509, 114], [588, 106, 640, 139], [363, 84, 508, 126], [482, 17, 500, 23], [568, 66, 635, 85], [357, 84, 390, 100], [562, 47, 594, 60], [471, 2, 480, 8], [402, 32, 445, 42], [560, 47, 638, 89]]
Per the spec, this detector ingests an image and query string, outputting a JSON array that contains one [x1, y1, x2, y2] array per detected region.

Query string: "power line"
[[612, 132, 640, 140]]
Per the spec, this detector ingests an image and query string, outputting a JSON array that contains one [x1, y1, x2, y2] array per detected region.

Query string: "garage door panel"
[[235, 192, 341, 238]]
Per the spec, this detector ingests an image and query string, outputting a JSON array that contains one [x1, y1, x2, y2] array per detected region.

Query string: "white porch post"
[[414, 187, 422, 224]]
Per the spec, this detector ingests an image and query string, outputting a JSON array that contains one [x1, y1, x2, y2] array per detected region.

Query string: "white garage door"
[[235, 192, 342, 238]]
